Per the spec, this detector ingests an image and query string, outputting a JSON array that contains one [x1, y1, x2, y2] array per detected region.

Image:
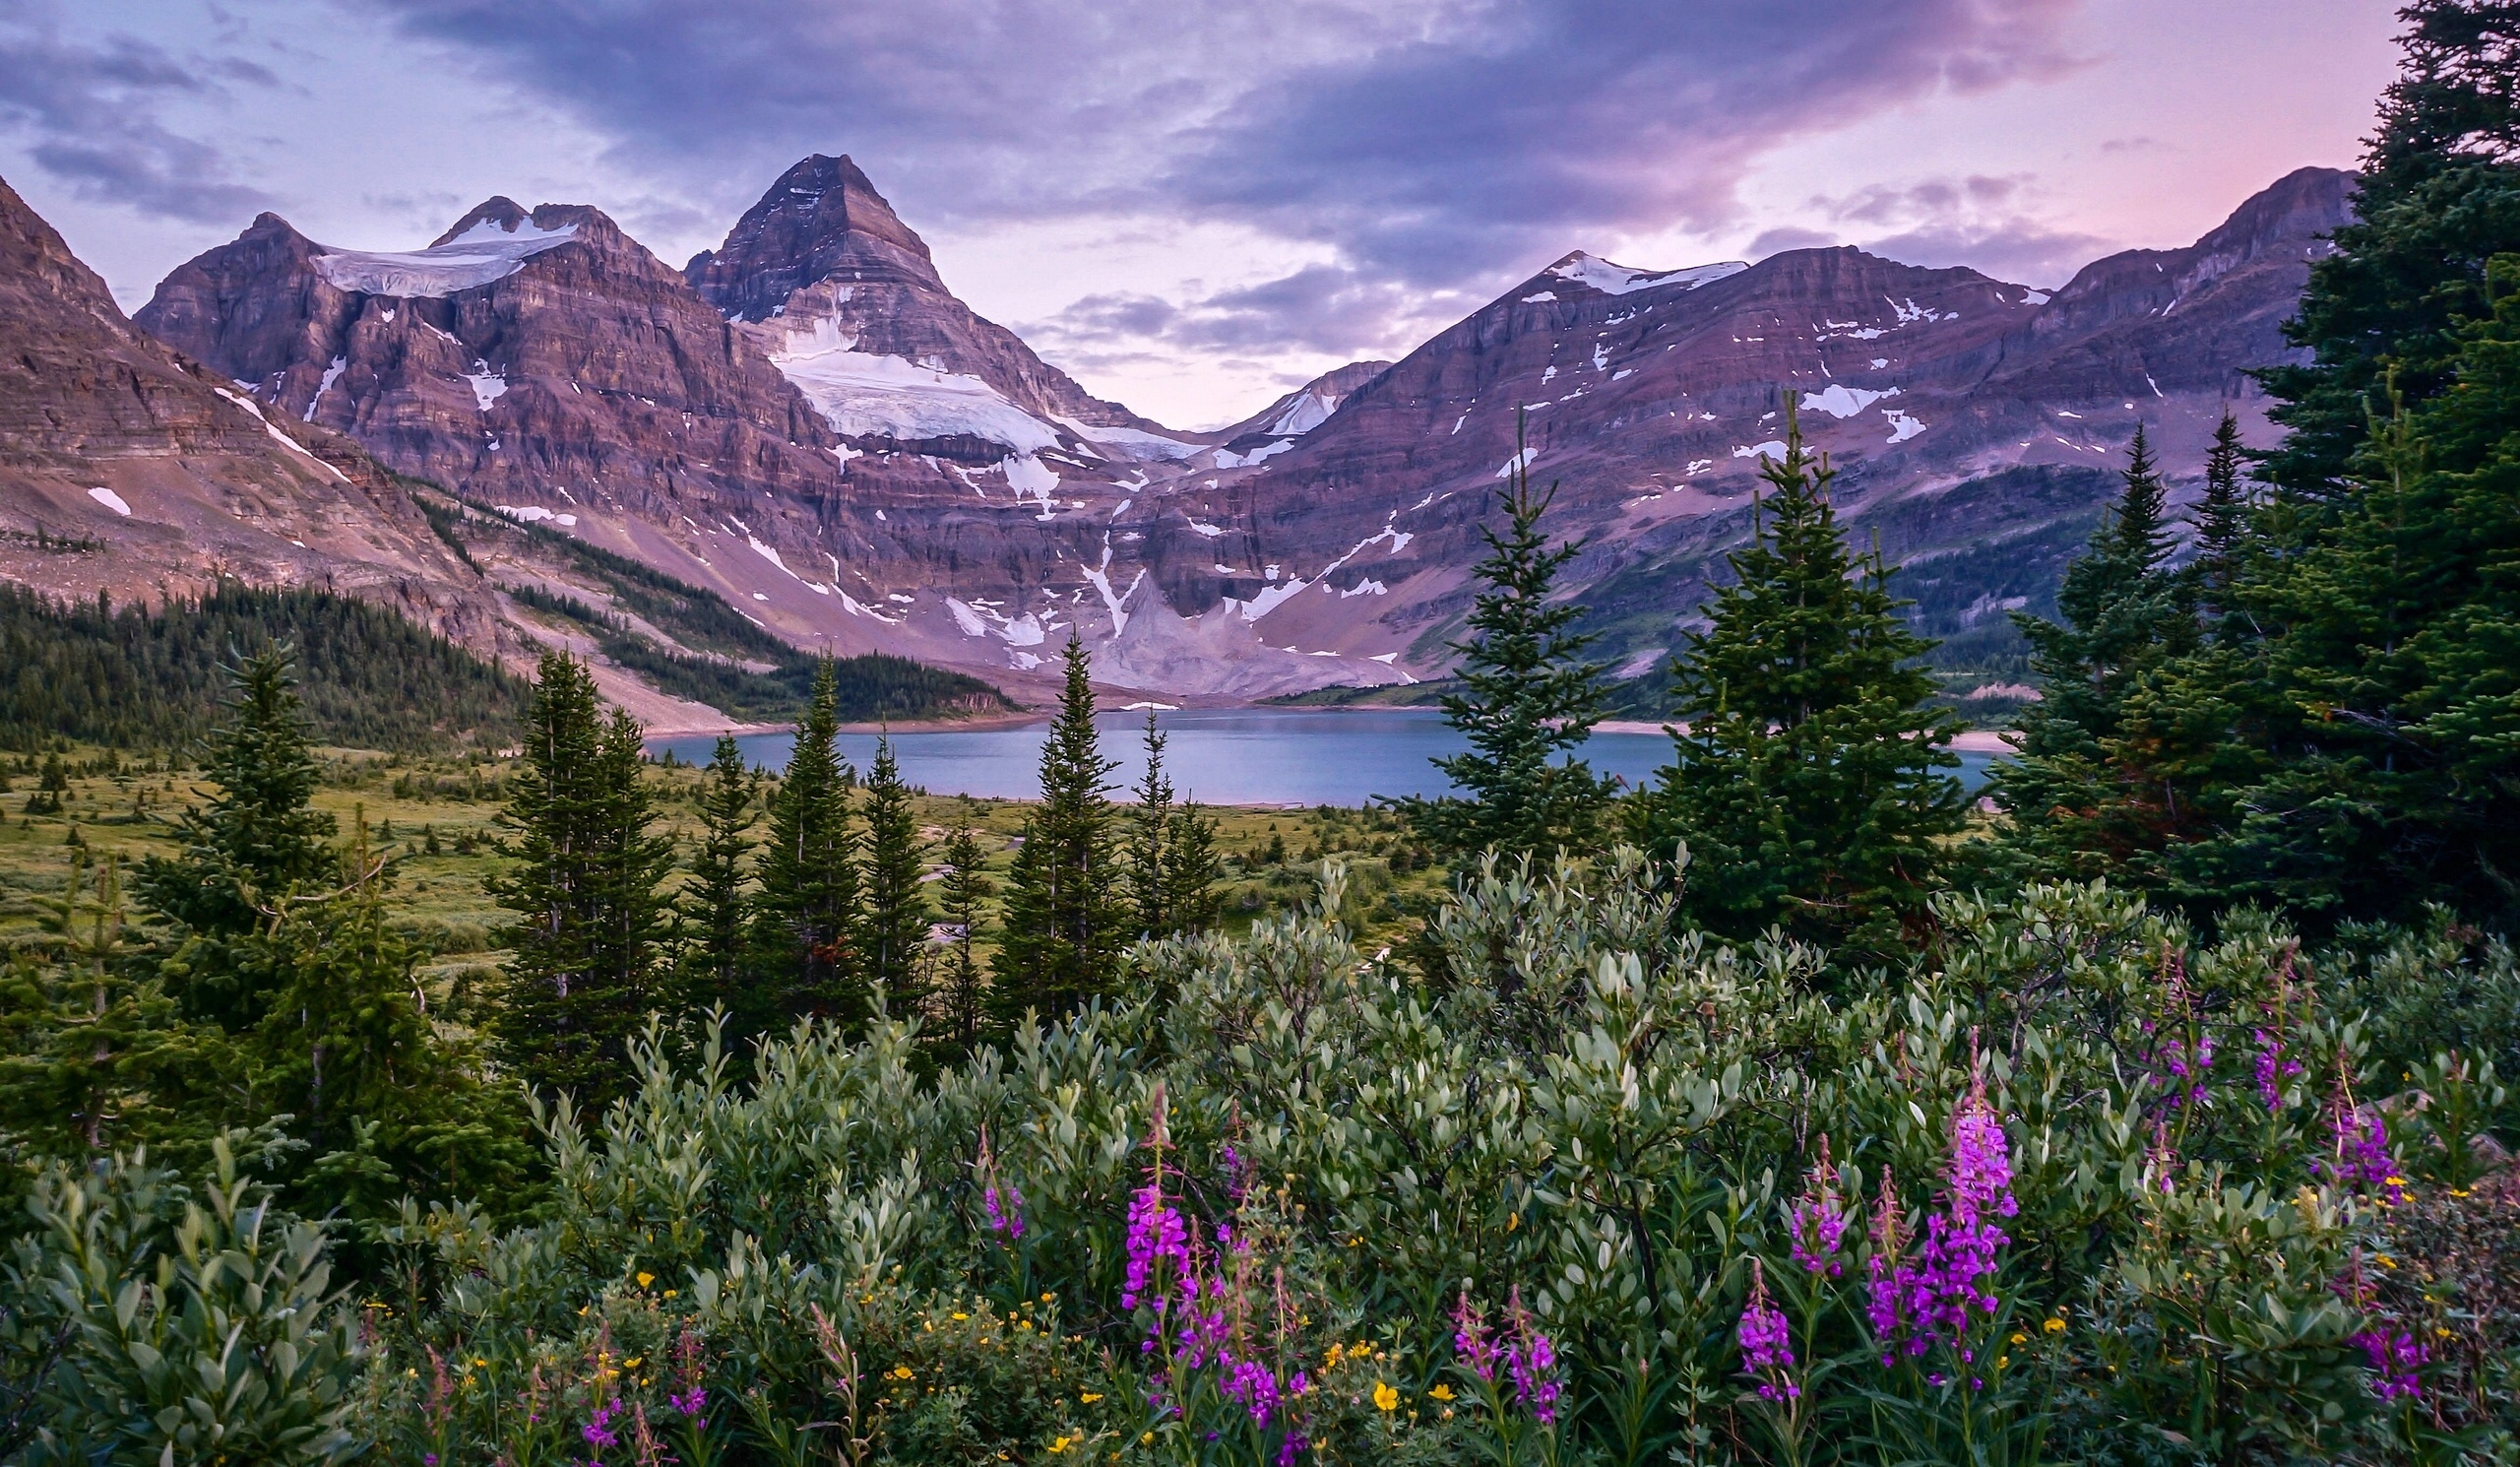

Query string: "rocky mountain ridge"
[[73, 157, 2359, 704]]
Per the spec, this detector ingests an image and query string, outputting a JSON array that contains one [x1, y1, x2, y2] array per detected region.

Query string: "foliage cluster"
[[0, 582, 526, 754]]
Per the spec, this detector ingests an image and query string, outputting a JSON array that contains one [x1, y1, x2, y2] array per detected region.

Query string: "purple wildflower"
[[1736, 1259, 1800, 1402], [1453, 1292, 1501, 1382], [2321, 1088, 2409, 1205], [1505, 1290, 1563, 1426], [1865, 1172, 1909, 1357], [1872, 1077, 2019, 1363], [1789, 1135, 1852, 1276], [2353, 1329, 2426, 1401], [983, 1180, 1026, 1240], [583, 1397, 622, 1454], [1123, 1173, 1195, 1311], [2253, 1028, 2303, 1111]]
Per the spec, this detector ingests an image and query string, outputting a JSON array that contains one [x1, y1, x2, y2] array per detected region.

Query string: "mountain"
[[0, 172, 501, 654], [0, 176, 990, 734], [117, 158, 2356, 703], [1172, 166, 2358, 690]]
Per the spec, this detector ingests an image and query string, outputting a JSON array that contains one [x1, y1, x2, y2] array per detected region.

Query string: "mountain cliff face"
[[114, 158, 2356, 701], [687, 155, 1170, 444], [0, 172, 500, 652]]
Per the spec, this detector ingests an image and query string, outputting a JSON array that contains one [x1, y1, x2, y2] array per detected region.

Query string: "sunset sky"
[[0, 0, 2401, 426]]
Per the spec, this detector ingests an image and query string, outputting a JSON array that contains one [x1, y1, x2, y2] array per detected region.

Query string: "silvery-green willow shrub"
[[4, 1134, 362, 1466], [82, 855, 2504, 1465]]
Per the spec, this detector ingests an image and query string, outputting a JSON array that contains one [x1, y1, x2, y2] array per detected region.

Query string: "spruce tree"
[[750, 660, 862, 1028], [252, 812, 534, 1221], [138, 645, 338, 1030], [676, 734, 758, 1019], [1389, 418, 1611, 864], [1990, 427, 2204, 883], [2164, 292, 2520, 924], [1126, 714, 1176, 936], [931, 824, 994, 1060], [1634, 413, 1964, 960], [991, 638, 1123, 1028], [2258, 0, 2520, 502], [488, 654, 673, 1103], [2192, 409, 2254, 624], [1163, 800, 1223, 935], [857, 735, 930, 1012]]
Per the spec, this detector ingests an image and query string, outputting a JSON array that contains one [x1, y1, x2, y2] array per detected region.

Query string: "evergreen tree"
[[675, 734, 758, 1018], [991, 638, 1123, 1028], [487, 655, 674, 1103], [0, 851, 184, 1154], [2159, 287, 2520, 923], [1633, 413, 1964, 960], [2258, 0, 2520, 503], [247, 813, 533, 1222], [2193, 409, 2254, 622], [1989, 427, 2204, 882], [1389, 419, 1611, 864], [750, 660, 863, 1028], [857, 735, 930, 1013], [1125, 714, 1177, 936], [930, 824, 994, 1061], [1163, 800, 1223, 935], [138, 645, 338, 1030]]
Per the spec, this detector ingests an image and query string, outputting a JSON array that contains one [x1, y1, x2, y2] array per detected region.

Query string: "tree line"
[[485, 635, 1222, 1103]]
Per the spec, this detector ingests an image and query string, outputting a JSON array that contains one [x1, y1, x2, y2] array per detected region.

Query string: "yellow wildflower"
[[635, 1272, 656, 1290], [1049, 1436, 1073, 1454], [1507, 1211, 1519, 1233], [1428, 1383, 1455, 1402], [1325, 1344, 1346, 1369], [953, 1312, 971, 1322], [1081, 1392, 1102, 1404], [1373, 1381, 1399, 1413], [892, 1366, 915, 1380], [624, 1358, 643, 1370], [2009, 1333, 2027, 1345], [662, 1290, 678, 1300], [2043, 1317, 2066, 1334], [1997, 1356, 2009, 1370]]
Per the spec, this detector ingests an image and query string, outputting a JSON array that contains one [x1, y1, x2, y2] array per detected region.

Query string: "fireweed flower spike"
[[1504, 1288, 1563, 1425], [1737, 1259, 1799, 1401], [1453, 1291, 1501, 1382], [976, 1126, 1027, 1241], [1789, 1135, 1852, 1275], [1865, 1169, 1909, 1358]]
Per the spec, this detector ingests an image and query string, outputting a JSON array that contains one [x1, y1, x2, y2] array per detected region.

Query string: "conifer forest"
[[3, 9, 2519, 1464]]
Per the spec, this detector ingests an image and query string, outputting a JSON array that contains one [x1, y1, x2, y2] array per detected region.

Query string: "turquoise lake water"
[[649, 707, 1997, 807]]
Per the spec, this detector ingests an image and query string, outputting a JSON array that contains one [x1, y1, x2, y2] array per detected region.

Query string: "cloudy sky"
[[2, 0, 2398, 427]]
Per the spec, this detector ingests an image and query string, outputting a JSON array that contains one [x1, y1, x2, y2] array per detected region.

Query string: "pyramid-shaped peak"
[[686, 153, 938, 321], [431, 197, 533, 247]]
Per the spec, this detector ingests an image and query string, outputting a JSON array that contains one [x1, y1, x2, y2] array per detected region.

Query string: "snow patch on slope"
[[1548, 253, 1747, 297], [766, 317, 1061, 451], [1800, 383, 1899, 418]]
